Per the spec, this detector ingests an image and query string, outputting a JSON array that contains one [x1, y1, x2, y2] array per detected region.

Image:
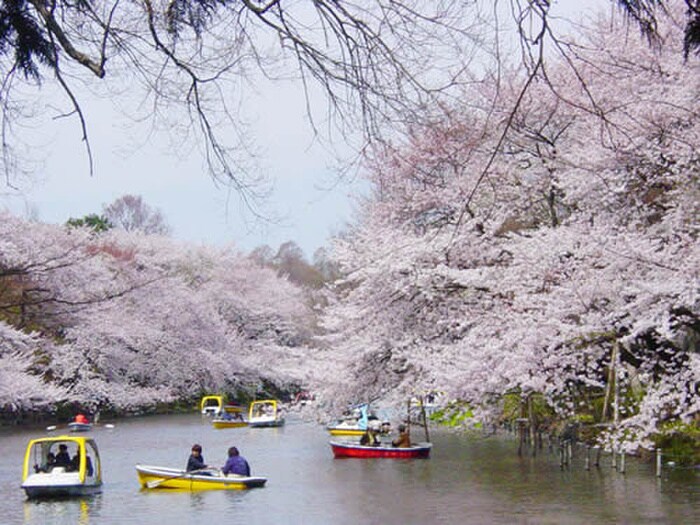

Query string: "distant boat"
[[329, 440, 432, 459], [326, 403, 390, 436], [211, 406, 248, 429], [200, 395, 242, 417], [248, 399, 285, 428], [68, 413, 92, 432], [326, 420, 366, 437], [135, 465, 266, 490], [21, 436, 102, 499], [67, 422, 93, 433]]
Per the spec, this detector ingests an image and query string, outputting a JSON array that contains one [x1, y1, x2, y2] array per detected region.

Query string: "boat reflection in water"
[[24, 498, 93, 525]]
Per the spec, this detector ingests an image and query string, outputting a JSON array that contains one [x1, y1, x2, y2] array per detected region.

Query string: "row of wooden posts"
[[557, 440, 664, 477], [512, 414, 665, 477]]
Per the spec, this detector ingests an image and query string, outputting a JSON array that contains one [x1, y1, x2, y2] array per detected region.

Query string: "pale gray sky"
[[2, 74, 364, 259], [1, 0, 606, 259]]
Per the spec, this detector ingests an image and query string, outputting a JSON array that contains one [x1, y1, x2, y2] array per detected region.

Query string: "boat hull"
[[211, 420, 248, 429], [248, 418, 285, 428], [22, 472, 102, 499], [327, 427, 365, 437], [329, 441, 432, 459], [136, 465, 267, 491], [23, 483, 102, 499], [67, 422, 93, 433]]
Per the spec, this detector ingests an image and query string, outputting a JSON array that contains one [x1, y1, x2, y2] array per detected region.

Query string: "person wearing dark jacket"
[[54, 444, 72, 468], [186, 444, 208, 472], [221, 446, 251, 477]]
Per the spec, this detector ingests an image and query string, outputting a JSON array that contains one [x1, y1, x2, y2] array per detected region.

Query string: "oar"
[[146, 468, 211, 489]]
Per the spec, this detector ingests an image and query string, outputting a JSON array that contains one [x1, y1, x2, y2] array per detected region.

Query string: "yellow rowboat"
[[211, 404, 248, 428], [136, 465, 266, 490], [211, 418, 248, 429], [21, 436, 102, 499]]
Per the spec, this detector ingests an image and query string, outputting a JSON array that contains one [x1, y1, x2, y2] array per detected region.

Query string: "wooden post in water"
[[517, 399, 526, 457], [656, 448, 662, 477], [585, 446, 591, 470], [559, 439, 571, 468], [419, 396, 430, 443], [620, 451, 625, 474], [528, 394, 536, 457], [559, 442, 565, 469], [406, 399, 412, 438]]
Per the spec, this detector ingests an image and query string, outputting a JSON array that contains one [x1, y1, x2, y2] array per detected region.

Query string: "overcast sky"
[[1, 73, 365, 260], [0, 1, 606, 260]]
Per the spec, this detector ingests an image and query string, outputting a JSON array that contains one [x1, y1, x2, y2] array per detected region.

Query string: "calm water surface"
[[0, 413, 697, 524]]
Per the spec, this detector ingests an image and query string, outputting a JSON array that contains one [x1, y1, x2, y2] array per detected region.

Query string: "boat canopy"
[[22, 436, 101, 484], [249, 399, 278, 418], [200, 395, 224, 412]]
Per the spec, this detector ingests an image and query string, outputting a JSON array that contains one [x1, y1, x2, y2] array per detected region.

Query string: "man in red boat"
[[222, 446, 251, 477], [392, 424, 411, 448], [74, 413, 89, 424]]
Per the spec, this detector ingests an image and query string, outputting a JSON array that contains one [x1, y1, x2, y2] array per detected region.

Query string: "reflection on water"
[[23, 496, 97, 525], [1, 414, 698, 524]]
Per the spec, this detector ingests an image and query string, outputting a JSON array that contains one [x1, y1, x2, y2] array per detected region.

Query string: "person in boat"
[[35, 452, 56, 473], [221, 446, 250, 477], [391, 424, 412, 448], [360, 422, 381, 447], [68, 451, 93, 475], [74, 413, 89, 424], [186, 444, 209, 472], [54, 444, 72, 468]]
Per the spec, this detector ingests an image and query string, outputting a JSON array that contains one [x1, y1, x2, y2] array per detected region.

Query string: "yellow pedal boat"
[[21, 436, 102, 499], [136, 465, 266, 490], [200, 395, 243, 417], [248, 399, 285, 428]]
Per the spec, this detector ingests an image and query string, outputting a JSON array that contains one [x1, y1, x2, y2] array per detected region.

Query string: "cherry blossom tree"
[[315, 1, 699, 451], [102, 195, 170, 235], [0, 211, 315, 414]]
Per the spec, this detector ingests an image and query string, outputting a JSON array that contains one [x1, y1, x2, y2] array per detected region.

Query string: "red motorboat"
[[329, 440, 432, 459]]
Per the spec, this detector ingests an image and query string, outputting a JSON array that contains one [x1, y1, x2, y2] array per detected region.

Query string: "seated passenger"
[[186, 444, 209, 472], [221, 446, 250, 477], [71, 453, 81, 472], [360, 426, 380, 447], [54, 444, 72, 468], [391, 424, 412, 448], [35, 452, 56, 473]]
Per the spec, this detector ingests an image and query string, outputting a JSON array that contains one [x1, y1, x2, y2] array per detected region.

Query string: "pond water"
[[0, 413, 697, 524]]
